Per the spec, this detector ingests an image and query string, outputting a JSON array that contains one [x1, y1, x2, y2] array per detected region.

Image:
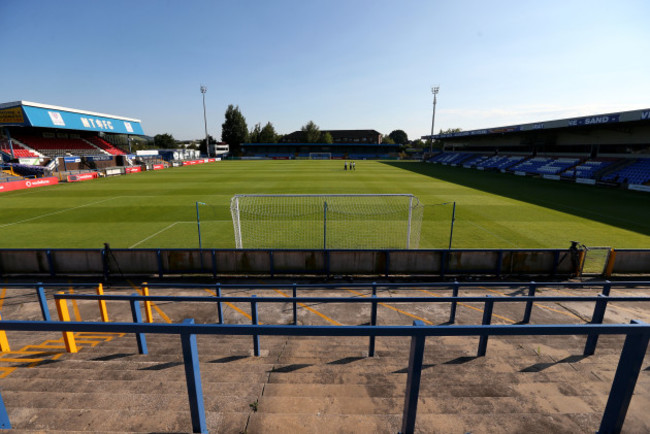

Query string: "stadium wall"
[[1, 248, 647, 278]]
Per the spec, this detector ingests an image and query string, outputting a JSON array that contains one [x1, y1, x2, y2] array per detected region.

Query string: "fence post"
[[96, 283, 109, 322], [604, 249, 616, 278], [449, 281, 459, 324], [180, 318, 208, 434], [36, 284, 51, 321], [129, 294, 148, 355], [372, 281, 377, 296], [522, 281, 536, 324], [215, 284, 223, 324], [157, 250, 164, 278], [0, 313, 10, 352], [584, 294, 608, 356], [477, 295, 494, 357], [598, 320, 650, 434], [601, 280, 612, 296], [211, 250, 218, 279], [369, 294, 378, 357], [400, 320, 426, 434], [0, 390, 11, 429], [251, 295, 260, 357], [54, 292, 77, 353], [46, 249, 55, 277], [101, 247, 109, 281], [292, 283, 298, 325], [141, 283, 153, 323]]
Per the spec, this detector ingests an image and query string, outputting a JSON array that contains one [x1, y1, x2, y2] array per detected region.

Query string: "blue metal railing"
[[2, 280, 650, 432], [0, 319, 647, 433]]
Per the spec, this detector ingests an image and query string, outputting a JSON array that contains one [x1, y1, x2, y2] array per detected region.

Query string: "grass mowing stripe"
[[465, 221, 519, 247], [0, 196, 122, 228], [2, 161, 649, 249]]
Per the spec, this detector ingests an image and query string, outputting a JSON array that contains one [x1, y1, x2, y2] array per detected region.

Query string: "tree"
[[382, 135, 395, 145], [221, 105, 249, 155], [439, 128, 463, 134], [320, 131, 333, 144], [154, 133, 176, 149], [410, 139, 425, 148], [388, 129, 408, 144], [301, 120, 321, 143], [259, 122, 278, 143], [249, 123, 262, 143]]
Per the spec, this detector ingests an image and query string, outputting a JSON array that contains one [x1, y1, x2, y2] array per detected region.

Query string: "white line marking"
[[129, 221, 193, 248]]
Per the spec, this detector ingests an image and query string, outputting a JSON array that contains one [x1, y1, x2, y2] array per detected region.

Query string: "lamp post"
[[429, 86, 440, 154], [200, 85, 209, 157]]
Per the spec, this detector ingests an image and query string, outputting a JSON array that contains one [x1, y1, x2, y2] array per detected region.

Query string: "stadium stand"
[[12, 133, 108, 157], [0, 140, 41, 158], [8, 162, 47, 177], [426, 152, 650, 187], [476, 155, 526, 170], [427, 152, 476, 165], [562, 158, 614, 179], [86, 135, 127, 155], [602, 158, 650, 185], [460, 154, 488, 167]]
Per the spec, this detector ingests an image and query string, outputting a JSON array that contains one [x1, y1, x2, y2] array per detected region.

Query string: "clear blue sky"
[[1, 0, 649, 141]]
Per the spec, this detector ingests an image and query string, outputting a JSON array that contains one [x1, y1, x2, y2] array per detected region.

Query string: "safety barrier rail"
[[50, 288, 650, 358], [0, 319, 647, 433]]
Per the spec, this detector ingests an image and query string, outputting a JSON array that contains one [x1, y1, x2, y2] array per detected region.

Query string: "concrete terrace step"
[[244, 411, 591, 434], [0, 377, 261, 395], [6, 407, 249, 432], [3, 390, 255, 413]]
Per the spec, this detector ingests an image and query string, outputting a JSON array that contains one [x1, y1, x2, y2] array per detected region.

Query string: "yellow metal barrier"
[[577, 249, 586, 277], [142, 283, 153, 323], [0, 313, 11, 352], [605, 248, 617, 278], [55, 292, 78, 353], [96, 283, 109, 322]]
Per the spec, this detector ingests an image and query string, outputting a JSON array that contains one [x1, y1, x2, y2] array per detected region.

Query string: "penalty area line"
[[129, 221, 193, 249]]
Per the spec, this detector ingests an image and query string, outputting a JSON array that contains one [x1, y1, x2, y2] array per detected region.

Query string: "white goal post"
[[230, 194, 423, 249], [309, 152, 332, 160]]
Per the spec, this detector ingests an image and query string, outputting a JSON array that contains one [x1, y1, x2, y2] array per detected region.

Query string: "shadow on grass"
[[381, 161, 650, 237]]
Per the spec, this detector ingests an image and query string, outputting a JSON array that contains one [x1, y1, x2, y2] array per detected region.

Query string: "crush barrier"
[[1, 280, 650, 433], [0, 319, 648, 433]]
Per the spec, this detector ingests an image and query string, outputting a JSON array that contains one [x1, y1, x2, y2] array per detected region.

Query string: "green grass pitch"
[[1, 160, 649, 249]]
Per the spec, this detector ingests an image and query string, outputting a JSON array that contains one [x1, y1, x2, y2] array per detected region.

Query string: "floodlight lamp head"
[[432, 86, 440, 95], [200, 85, 207, 94]]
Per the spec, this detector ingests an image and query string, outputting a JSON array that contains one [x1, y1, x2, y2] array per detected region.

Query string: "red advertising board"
[[67, 172, 98, 182], [0, 177, 59, 193], [153, 164, 165, 170], [126, 166, 142, 174], [182, 158, 220, 166]]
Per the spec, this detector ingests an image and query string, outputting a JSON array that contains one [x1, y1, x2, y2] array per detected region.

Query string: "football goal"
[[230, 194, 423, 249], [309, 152, 332, 160]]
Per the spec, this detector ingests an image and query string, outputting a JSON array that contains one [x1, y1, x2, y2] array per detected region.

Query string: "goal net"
[[230, 194, 423, 249], [309, 152, 331, 160]]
